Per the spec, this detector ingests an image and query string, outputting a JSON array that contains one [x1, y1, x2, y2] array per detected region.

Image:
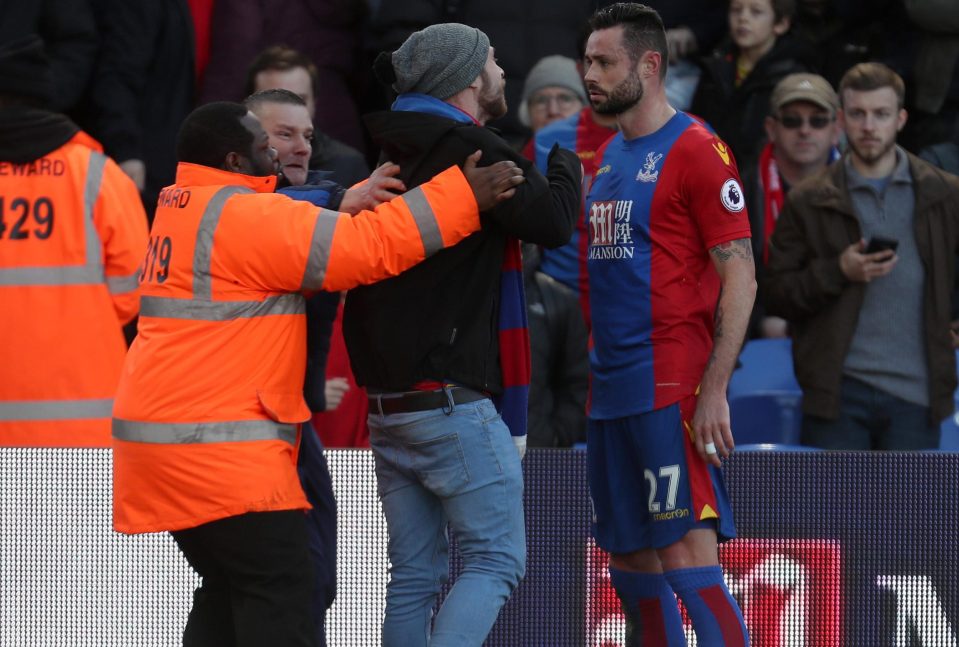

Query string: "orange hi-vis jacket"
[[0, 131, 149, 447], [112, 161, 480, 534]]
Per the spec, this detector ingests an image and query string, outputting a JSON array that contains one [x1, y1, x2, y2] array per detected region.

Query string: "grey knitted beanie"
[[518, 55, 587, 127], [388, 23, 491, 99]]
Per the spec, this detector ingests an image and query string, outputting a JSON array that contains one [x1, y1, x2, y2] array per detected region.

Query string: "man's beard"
[[847, 134, 896, 166], [592, 70, 644, 115], [478, 70, 508, 122]]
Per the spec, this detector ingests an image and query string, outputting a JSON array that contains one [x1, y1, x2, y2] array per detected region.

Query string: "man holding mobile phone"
[[763, 62, 959, 450]]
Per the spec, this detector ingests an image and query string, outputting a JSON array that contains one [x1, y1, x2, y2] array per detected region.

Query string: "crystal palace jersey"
[[586, 111, 751, 419]]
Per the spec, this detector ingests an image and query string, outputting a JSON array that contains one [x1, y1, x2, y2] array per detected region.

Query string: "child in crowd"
[[690, 0, 814, 168]]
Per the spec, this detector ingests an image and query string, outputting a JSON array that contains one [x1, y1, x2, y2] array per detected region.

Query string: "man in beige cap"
[[745, 72, 841, 337]]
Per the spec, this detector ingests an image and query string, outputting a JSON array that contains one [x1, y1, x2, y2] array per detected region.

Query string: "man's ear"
[[764, 115, 777, 142], [224, 151, 244, 173], [897, 107, 908, 133], [773, 16, 791, 37], [642, 50, 663, 79]]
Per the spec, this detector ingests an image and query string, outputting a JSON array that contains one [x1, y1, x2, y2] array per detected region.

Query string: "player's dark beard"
[[478, 69, 508, 121], [593, 69, 644, 115]]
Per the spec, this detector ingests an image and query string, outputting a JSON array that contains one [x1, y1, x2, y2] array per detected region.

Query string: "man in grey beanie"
[[345, 22, 583, 647]]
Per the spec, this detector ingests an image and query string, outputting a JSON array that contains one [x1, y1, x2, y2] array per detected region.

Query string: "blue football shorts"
[[587, 394, 737, 554]]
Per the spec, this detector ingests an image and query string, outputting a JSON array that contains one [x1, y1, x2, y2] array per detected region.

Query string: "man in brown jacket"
[[763, 62, 959, 450]]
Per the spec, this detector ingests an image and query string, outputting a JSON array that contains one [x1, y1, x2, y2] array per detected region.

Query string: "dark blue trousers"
[[298, 424, 338, 646]]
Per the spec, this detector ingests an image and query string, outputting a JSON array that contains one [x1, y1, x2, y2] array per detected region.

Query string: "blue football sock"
[[664, 565, 749, 646], [609, 567, 686, 646]]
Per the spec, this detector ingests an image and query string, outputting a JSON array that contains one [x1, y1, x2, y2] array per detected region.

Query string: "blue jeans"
[[368, 398, 526, 647], [801, 375, 939, 450]]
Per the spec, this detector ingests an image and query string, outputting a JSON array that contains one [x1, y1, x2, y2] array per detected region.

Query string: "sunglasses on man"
[[776, 114, 834, 130]]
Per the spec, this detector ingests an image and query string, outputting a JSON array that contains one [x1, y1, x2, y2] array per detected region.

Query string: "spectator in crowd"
[[111, 100, 524, 647], [201, 1, 368, 152], [645, 0, 727, 110], [247, 45, 369, 189], [528, 27, 620, 329], [764, 62, 959, 450], [919, 120, 959, 175], [0, 36, 148, 448], [518, 55, 587, 138], [584, 4, 753, 645], [898, 0, 959, 154], [244, 87, 402, 647], [244, 46, 375, 451], [73, 0, 195, 219], [185, 0, 215, 89], [790, 0, 879, 89], [690, 0, 815, 169], [516, 55, 591, 450], [244, 88, 402, 416], [0, 0, 98, 112], [344, 22, 581, 647], [522, 244, 589, 448], [745, 72, 840, 338]]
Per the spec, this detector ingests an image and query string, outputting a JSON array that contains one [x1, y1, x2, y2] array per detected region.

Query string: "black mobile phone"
[[865, 236, 899, 254]]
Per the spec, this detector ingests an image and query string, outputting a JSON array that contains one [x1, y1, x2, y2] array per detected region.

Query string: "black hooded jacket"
[[0, 107, 78, 163], [343, 109, 581, 393], [690, 33, 815, 169]]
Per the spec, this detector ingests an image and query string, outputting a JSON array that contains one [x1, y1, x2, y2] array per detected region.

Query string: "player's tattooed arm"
[[713, 302, 725, 343], [692, 238, 757, 465], [709, 238, 753, 264]]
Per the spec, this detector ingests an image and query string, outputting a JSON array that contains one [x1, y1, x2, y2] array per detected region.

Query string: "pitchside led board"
[[1, 448, 957, 646]]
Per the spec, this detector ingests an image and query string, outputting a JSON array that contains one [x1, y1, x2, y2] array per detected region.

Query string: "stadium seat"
[[729, 390, 803, 446], [729, 338, 800, 398], [939, 353, 959, 451]]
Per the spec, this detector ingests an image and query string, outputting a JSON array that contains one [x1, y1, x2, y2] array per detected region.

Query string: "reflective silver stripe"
[[106, 270, 141, 294], [0, 399, 113, 421], [112, 418, 297, 445], [193, 186, 253, 299], [140, 293, 304, 321], [403, 186, 443, 257], [300, 209, 340, 290], [83, 152, 107, 268], [0, 265, 104, 286]]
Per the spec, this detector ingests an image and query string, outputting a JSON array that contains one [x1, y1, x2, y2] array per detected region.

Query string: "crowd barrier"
[[2, 448, 957, 646]]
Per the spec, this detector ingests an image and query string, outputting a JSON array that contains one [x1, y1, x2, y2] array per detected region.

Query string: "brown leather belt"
[[368, 387, 487, 415]]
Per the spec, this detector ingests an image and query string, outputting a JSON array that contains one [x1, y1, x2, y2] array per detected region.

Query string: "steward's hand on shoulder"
[[462, 150, 525, 211]]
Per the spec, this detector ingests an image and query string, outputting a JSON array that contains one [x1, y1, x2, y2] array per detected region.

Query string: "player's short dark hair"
[[839, 62, 906, 109], [589, 3, 669, 79], [243, 88, 308, 113], [245, 45, 318, 99], [176, 102, 253, 168]]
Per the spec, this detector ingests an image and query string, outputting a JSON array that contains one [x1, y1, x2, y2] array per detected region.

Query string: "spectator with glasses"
[[744, 72, 840, 337], [518, 55, 588, 140]]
